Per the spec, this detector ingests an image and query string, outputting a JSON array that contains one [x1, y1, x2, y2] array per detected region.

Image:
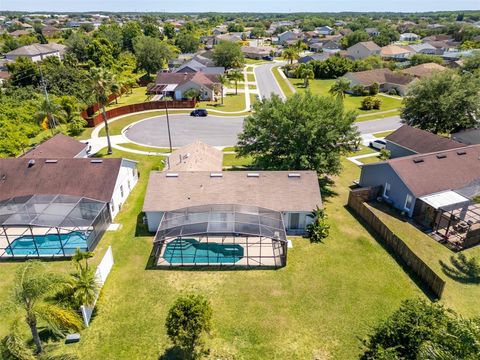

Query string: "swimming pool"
[[163, 238, 244, 264], [6, 231, 88, 256]]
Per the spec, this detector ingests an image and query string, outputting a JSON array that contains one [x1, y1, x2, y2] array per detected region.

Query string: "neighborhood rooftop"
[[21, 134, 87, 159], [165, 140, 223, 172], [385, 125, 464, 154], [143, 170, 322, 213]]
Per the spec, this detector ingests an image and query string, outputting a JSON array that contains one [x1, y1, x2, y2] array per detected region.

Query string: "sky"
[[1, 0, 479, 13]]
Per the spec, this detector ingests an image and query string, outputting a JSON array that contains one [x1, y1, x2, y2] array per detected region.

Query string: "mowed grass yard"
[[0, 151, 424, 359], [288, 78, 403, 115]]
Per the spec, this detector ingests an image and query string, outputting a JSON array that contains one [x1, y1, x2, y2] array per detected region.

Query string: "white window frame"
[[384, 182, 391, 198], [404, 194, 413, 211], [120, 185, 124, 198]]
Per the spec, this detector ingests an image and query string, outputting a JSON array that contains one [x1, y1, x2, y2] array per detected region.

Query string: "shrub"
[[379, 149, 391, 160], [165, 294, 213, 359], [387, 88, 398, 96], [369, 82, 380, 95], [351, 84, 369, 96], [306, 206, 330, 243]]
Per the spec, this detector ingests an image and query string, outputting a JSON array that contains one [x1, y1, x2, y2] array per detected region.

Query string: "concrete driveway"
[[124, 114, 245, 147]]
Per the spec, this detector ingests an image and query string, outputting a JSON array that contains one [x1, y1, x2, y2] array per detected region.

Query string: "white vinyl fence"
[[80, 246, 114, 327]]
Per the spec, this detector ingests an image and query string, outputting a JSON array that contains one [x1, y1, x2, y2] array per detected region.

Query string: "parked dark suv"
[[190, 109, 208, 117]]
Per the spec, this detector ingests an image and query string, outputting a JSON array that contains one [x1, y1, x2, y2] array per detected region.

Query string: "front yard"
[[0, 150, 423, 360], [288, 78, 403, 115]]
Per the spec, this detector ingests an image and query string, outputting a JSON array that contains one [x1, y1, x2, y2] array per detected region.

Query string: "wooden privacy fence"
[[348, 188, 446, 299], [84, 100, 196, 127]]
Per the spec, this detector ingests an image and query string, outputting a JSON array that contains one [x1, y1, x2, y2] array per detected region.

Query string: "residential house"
[[164, 141, 223, 172], [339, 28, 353, 36], [215, 33, 244, 44], [321, 40, 341, 53], [334, 20, 347, 27], [316, 26, 334, 35], [277, 30, 301, 45], [380, 44, 413, 60], [241, 45, 276, 59], [407, 42, 437, 54], [173, 59, 225, 75], [212, 25, 228, 35], [5, 43, 66, 62], [21, 134, 89, 159], [365, 28, 380, 37], [384, 125, 464, 158], [347, 41, 381, 60], [343, 68, 415, 96], [9, 29, 31, 37], [401, 63, 446, 79], [41, 25, 61, 37], [149, 72, 220, 101], [399, 33, 420, 42], [452, 129, 480, 145], [298, 53, 331, 63], [309, 42, 324, 52]]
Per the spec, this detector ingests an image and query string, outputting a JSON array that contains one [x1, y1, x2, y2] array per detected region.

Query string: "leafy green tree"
[[0, 121, 30, 157], [35, 98, 62, 129], [402, 70, 480, 134], [65, 31, 90, 62], [311, 55, 354, 78], [373, 27, 400, 47], [341, 30, 369, 48], [183, 88, 201, 100], [463, 50, 480, 74], [329, 78, 351, 100], [163, 22, 176, 40], [306, 207, 330, 243], [227, 23, 244, 32], [227, 69, 243, 95], [176, 32, 199, 53], [237, 92, 359, 176], [212, 41, 245, 69], [165, 294, 213, 360], [85, 38, 115, 67], [217, 74, 229, 105], [56, 96, 87, 136], [282, 47, 300, 65], [409, 53, 444, 66], [143, 22, 163, 39], [9, 261, 82, 354], [122, 21, 143, 51], [6, 57, 39, 87], [80, 22, 94, 33], [133, 36, 177, 76], [90, 67, 116, 154], [250, 26, 267, 38], [96, 23, 124, 56], [361, 96, 382, 110]]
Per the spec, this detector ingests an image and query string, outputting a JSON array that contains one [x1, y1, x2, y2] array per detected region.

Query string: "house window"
[[384, 182, 391, 198], [111, 200, 114, 213], [128, 180, 131, 190], [405, 194, 413, 211], [120, 185, 124, 198]]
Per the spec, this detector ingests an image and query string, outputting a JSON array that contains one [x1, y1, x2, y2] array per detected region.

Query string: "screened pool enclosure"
[[154, 204, 288, 268], [0, 194, 111, 258]]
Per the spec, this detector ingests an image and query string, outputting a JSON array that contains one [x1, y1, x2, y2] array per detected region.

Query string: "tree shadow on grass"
[[319, 177, 338, 202], [158, 346, 184, 360], [135, 211, 151, 237], [440, 253, 480, 284]]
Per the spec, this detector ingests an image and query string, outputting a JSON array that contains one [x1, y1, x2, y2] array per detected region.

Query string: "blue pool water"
[[6, 232, 88, 256], [164, 239, 244, 264]]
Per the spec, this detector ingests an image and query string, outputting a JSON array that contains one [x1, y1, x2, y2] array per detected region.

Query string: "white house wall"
[[109, 160, 138, 219]]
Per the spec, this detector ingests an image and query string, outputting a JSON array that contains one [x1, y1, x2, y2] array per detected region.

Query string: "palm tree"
[[35, 99, 62, 130], [296, 64, 315, 88], [282, 47, 300, 65], [12, 261, 82, 354], [329, 78, 351, 100], [217, 74, 229, 106], [228, 69, 244, 95], [293, 39, 307, 52], [91, 67, 116, 154], [110, 81, 122, 105], [72, 248, 94, 271]]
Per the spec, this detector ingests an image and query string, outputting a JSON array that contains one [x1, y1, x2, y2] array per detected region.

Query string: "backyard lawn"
[[288, 78, 403, 115], [0, 151, 424, 360], [117, 142, 173, 153], [106, 87, 149, 110], [197, 93, 246, 113]]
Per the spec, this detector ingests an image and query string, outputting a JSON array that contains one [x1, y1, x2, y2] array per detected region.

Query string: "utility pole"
[[163, 92, 173, 153], [37, 64, 57, 131]]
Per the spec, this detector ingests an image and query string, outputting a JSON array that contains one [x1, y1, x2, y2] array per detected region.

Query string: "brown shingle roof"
[[143, 171, 322, 212], [401, 63, 446, 79], [385, 145, 480, 197], [385, 125, 464, 154], [358, 41, 381, 51], [21, 134, 87, 159], [166, 141, 223, 172], [345, 68, 414, 87], [155, 71, 219, 90], [380, 44, 412, 57], [0, 158, 123, 202]]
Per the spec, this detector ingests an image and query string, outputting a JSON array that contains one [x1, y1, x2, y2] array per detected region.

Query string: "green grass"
[[117, 143, 173, 153], [273, 66, 294, 97], [249, 84, 257, 90], [369, 203, 480, 317], [359, 155, 382, 165], [222, 153, 253, 167], [98, 111, 174, 137], [245, 58, 267, 64], [246, 66, 254, 72], [222, 146, 237, 152], [197, 93, 246, 113], [106, 87, 149, 110], [356, 110, 402, 122], [247, 73, 256, 83], [348, 145, 377, 157], [373, 130, 394, 138], [288, 78, 403, 115], [0, 152, 425, 359]]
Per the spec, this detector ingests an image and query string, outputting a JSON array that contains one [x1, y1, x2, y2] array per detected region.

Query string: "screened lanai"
[[154, 204, 288, 268], [0, 194, 111, 258]]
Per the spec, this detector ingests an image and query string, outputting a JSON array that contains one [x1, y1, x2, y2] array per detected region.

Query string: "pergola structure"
[[0, 194, 110, 258], [154, 204, 288, 268]]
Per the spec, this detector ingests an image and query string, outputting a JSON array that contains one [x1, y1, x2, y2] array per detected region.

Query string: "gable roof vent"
[[288, 173, 301, 178], [45, 159, 58, 163], [210, 172, 223, 178], [436, 154, 447, 159], [247, 173, 260, 177], [413, 158, 424, 164], [457, 150, 467, 156], [90, 159, 103, 163], [166, 173, 178, 178]]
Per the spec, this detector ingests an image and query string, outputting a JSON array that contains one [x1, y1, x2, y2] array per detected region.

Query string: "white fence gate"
[[80, 246, 114, 327]]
